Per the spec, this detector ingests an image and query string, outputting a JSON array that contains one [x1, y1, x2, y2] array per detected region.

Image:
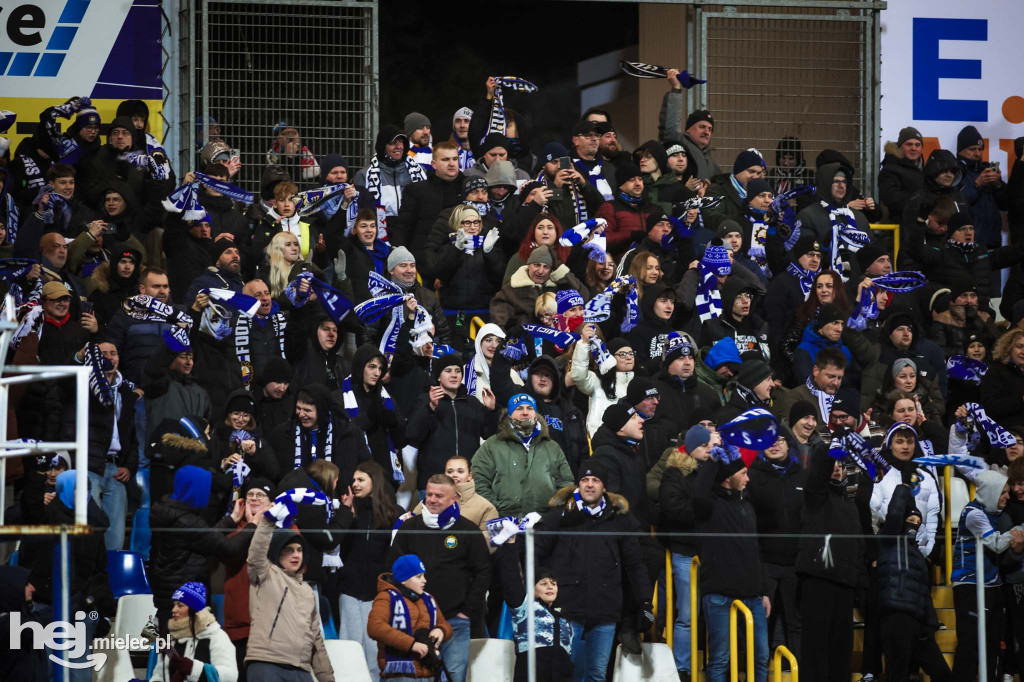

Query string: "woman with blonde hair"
[[980, 327, 1024, 422], [260, 230, 324, 300]]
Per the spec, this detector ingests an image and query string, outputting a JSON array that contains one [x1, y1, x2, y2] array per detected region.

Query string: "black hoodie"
[[626, 282, 677, 367], [285, 305, 349, 392], [591, 424, 652, 528], [902, 149, 965, 231], [698, 277, 769, 360]]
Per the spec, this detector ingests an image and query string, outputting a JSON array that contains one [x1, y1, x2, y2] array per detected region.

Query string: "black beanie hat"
[[577, 459, 610, 485], [480, 133, 509, 156], [242, 476, 277, 500], [788, 400, 817, 426], [957, 125, 983, 153], [736, 359, 772, 389], [855, 242, 887, 271], [949, 277, 978, 302], [744, 178, 772, 200], [603, 400, 638, 433], [431, 352, 464, 383], [714, 458, 746, 484], [259, 357, 293, 385], [832, 387, 861, 416], [814, 303, 846, 330], [614, 161, 643, 189], [607, 338, 631, 355], [947, 211, 974, 232], [225, 392, 255, 416], [685, 110, 714, 131], [792, 234, 823, 258], [626, 377, 660, 406], [208, 238, 235, 264], [645, 212, 670, 232]]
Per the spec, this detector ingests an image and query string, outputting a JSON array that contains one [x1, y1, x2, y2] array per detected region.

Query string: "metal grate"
[[195, 0, 378, 192], [698, 10, 876, 193]]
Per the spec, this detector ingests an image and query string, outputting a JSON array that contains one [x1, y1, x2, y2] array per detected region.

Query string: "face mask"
[[904, 522, 919, 539], [510, 417, 536, 435], [464, 200, 489, 216]]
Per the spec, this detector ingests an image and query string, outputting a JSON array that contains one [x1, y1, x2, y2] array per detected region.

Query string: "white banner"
[[880, 0, 1024, 177]]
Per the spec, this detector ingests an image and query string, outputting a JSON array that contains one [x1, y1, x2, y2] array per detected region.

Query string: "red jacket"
[[596, 198, 651, 257]]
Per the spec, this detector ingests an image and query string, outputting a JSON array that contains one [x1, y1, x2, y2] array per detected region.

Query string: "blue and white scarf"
[[575, 158, 613, 201], [360, 154, 427, 240], [822, 201, 869, 278], [719, 408, 780, 451], [846, 285, 879, 331], [947, 355, 988, 384], [744, 211, 769, 273], [709, 443, 744, 464], [162, 172, 254, 220], [521, 323, 578, 349], [121, 294, 193, 329], [583, 275, 637, 327], [806, 376, 834, 421], [621, 286, 640, 333], [914, 453, 986, 470], [284, 272, 354, 324], [559, 218, 606, 247], [451, 232, 486, 255], [292, 183, 349, 217], [785, 262, 816, 299], [383, 589, 447, 679], [85, 342, 115, 408], [572, 488, 606, 516], [201, 288, 260, 317], [265, 487, 334, 528], [696, 247, 730, 323], [293, 417, 333, 469], [486, 512, 542, 546], [830, 430, 889, 479], [32, 184, 71, 229], [486, 76, 538, 137], [537, 167, 587, 223], [872, 271, 928, 292], [964, 402, 1017, 448], [341, 376, 404, 483]]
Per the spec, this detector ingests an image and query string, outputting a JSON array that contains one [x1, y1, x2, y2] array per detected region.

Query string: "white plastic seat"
[[467, 638, 515, 682], [950, 475, 970, 529], [324, 639, 373, 682], [612, 642, 679, 682], [96, 594, 157, 682]]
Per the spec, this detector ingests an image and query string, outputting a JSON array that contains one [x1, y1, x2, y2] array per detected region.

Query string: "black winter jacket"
[[161, 210, 214, 304], [979, 360, 1024, 425], [657, 449, 701, 557], [649, 371, 720, 440], [389, 170, 465, 265], [878, 483, 935, 623], [795, 443, 865, 588], [62, 377, 139, 476], [433, 238, 506, 312], [746, 454, 806, 566], [405, 385, 496, 489], [535, 486, 651, 623], [878, 145, 925, 220], [338, 496, 402, 601], [591, 426, 652, 528]]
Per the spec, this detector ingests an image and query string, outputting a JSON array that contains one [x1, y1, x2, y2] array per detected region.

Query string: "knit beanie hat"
[[685, 110, 714, 131], [577, 459, 610, 485], [948, 211, 974, 232], [404, 112, 431, 139], [736, 359, 772, 389], [387, 246, 415, 271], [527, 246, 553, 267], [788, 400, 817, 426], [645, 212, 671, 233], [714, 458, 746, 484], [508, 393, 537, 414], [957, 125, 983, 153], [949, 277, 978, 302], [626, 377, 660, 406], [897, 126, 923, 147], [814, 303, 846, 330], [791, 234, 823, 259], [663, 332, 695, 368], [603, 400, 638, 433], [684, 424, 712, 454], [259, 357, 292, 385], [392, 554, 426, 583], [452, 106, 473, 124], [665, 143, 686, 157], [614, 161, 643, 189], [208, 238, 235, 264], [716, 219, 744, 239], [702, 244, 731, 276], [225, 392, 255, 415], [891, 357, 918, 379], [555, 289, 585, 314], [704, 337, 742, 372], [462, 176, 488, 196], [319, 153, 348, 184], [733, 149, 765, 176], [542, 141, 569, 163], [242, 477, 277, 500], [480, 133, 509, 156], [884, 421, 918, 450], [431, 352, 463, 382], [172, 581, 207, 612], [831, 388, 860, 416], [744, 178, 772, 199], [855, 242, 886, 271]]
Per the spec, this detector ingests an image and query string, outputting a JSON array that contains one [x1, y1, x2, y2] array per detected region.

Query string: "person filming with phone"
[[956, 125, 1008, 259], [528, 142, 606, 231]]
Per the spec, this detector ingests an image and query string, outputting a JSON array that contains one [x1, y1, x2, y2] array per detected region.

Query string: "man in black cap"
[[596, 121, 629, 166], [465, 132, 531, 184], [719, 358, 775, 424], [184, 235, 244, 307], [252, 357, 294, 435], [765, 234, 823, 347], [929, 277, 999, 358], [626, 376, 661, 420], [535, 460, 652, 680], [694, 435, 770, 682], [592, 401, 649, 526], [706, 149, 767, 223], [595, 160, 652, 257], [828, 388, 867, 435], [570, 119, 617, 201], [879, 126, 926, 219], [845, 241, 894, 306], [658, 82, 721, 180], [792, 303, 863, 384]]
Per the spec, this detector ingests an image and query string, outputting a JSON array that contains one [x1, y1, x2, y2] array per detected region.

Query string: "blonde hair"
[[448, 204, 482, 233], [993, 328, 1024, 365], [534, 292, 557, 318], [266, 231, 300, 297]]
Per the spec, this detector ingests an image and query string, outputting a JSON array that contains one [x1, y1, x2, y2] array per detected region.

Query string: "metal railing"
[[730, 599, 754, 682], [869, 223, 899, 264], [944, 466, 953, 584], [773, 645, 799, 681], [691, 555, 701, 677]]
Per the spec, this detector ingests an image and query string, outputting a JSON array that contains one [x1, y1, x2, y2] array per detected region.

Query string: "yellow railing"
[[944, 467, 953, 584], [730, 599, 754, 682], [469, 315, 487, 341], [773, 645, 799, 682], [869, 223, 900, 264], [691, 556, 701, 676], [665, 550, 674, 648]]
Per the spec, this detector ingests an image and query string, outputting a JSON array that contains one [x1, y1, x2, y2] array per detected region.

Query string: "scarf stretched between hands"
[[829, 430, 888, 479], [341, 376, 404, 483], [914, 453, 986, 469], [201, 288, 260, 317], [583, 275, 638, 328], [486, 76, 538, 137], [162, 172, 254, 220], [946, 355, 988, 384], [450, 231, 486, 254], [356, 292, 433, 355], [872, 271, 927, 292], [486, 512, 542, 546], [264, 487, 335, 528], [785, 262, 815, 299], [32, 184, 71, 228], [283, 272, 354, 324], [618, 61, 706, 87], [963, 402, 1017, 448], [718, 407, 780, 451], [846, 285, 879, 331], [823, 201, 869, 278], [39, 97, 90, 166], [292, 183, 349, 217], [122, 294, 193, 329], [521, 323, 578, 350]]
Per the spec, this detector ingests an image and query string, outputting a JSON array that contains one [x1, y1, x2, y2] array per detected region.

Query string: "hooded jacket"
[[355, 125, 417, 217], [794, 162, 871, 258], [625, 282, 678, 367], [569, 338, 634, 436], [285, 305, 349, 392], [698, 276, 770, 361], [657, 447, 702, 556], [952, 470, 1024, 585], [86, 245, 142, 323], [366, 574, 454, 678], [591, 424, 653, 528], [0, 565, 47, 681], [535, 486, 651, 623], [877, 483, 936, 624], [207, 389, 280, 483], [269, 382, 370, 484], [905, 227, 1024, 299], [406, 383, 496, 489], [245, 518, 334, 680], [878, 141, 925, 219], [473, 415, 574, 517], [901, 150, 964, 225]]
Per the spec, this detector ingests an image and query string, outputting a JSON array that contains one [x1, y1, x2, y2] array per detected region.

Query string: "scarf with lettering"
[[341, 376, 404, 483], [162, 172, 254, 219], [822, 201, 869, 277], [234, 308, 286, 387], [486, 76, 538, 136], [537, 167, 588, 223], [946, 355, 988, 385]]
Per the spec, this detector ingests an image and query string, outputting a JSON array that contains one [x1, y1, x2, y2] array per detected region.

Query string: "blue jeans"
[[440, 615, 470, 682], [88, 462, 127, 551], [702, 593, 768, 682], [569, 620, 616, 682], [671, 553, 695, 672]]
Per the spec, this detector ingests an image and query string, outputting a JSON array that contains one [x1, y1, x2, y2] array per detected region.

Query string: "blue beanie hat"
[[172, 581, 207, 612], [393, 554, 426, 583], [701, 244, 731, 276], [508, 392, 537, 414], [555, 289, 585, 315], [685, 424, 712, 455], [542, 142, 569, 163], [705, 336, 743, 370], [733, 149, 765, 176]]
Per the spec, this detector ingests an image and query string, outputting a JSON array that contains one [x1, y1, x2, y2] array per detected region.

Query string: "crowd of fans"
[[3, 66, 1024, 682]]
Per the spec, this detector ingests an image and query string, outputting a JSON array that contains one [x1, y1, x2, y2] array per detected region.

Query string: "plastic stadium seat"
[[107, 550, 151, 598], [612, 642, 679, 682], [211, 593, 225, 625], [112, 593, 156, 641], [467, 638, 514, 682], [950, 476, 969, 529], [324, 640, 372, 682], [129, 507, 151, 559]]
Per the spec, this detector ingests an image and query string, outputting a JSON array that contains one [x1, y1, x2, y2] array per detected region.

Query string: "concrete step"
[[851, 619, 956, 652]]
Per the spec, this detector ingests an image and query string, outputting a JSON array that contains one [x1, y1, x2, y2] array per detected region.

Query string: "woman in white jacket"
[[870, 422, 941, 557], [569, 324, 635, 436], [150, 581, 238, 682]]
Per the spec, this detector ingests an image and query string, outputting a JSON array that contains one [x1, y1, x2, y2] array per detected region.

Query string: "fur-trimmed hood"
[[161, 431, 209, 454], [510, 264, 562, 289], [883, 141, 902, 158], [665, 447, 699, 476], [496, 415, 552, 443], [548, 483, 629, 513]]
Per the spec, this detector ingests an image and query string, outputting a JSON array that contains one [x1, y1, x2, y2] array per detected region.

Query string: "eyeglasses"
[[831, 179, 848, 186], [246, 492, 269, 500], [461, 220, 482, 227], [735, 292, 753, 301], [48, 296, 72, 303], [615, 351, 637, 358]]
